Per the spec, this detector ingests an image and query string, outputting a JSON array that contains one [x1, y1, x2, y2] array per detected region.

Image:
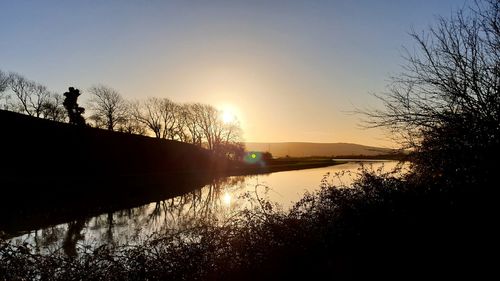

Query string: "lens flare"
[[243, 151, 266, 166]]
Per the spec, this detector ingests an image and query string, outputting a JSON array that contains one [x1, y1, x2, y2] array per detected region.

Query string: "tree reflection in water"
[[63, 219, 86, 257], [9, 176, 248, 255], [8, 162, 400, 256], [144, 175, 247, 234]]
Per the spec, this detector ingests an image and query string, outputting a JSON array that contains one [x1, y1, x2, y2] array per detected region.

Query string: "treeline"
[[331, 152, 407, 160], [0, 71, 65, 121], [0, 71, 243, 159], [1, 1, 499, 280]]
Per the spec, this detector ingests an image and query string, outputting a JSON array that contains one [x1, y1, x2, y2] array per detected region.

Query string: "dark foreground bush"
[[1, 165, 497, 281]]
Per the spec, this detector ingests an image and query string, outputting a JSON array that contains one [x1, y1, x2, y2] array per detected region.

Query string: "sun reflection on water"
[[222, 192, 232, 206], [7, 161, 402, 255]]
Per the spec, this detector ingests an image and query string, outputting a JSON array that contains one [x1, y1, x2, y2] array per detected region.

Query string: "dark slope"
[[1, 109, 224, 179], [0, 110, 226, 232]]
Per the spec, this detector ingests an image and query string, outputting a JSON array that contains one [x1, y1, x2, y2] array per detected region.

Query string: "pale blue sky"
[[0, 0, 469, 146]]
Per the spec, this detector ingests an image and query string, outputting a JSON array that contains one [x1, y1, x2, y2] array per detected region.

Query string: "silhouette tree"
[[130, 98, 243, 155], [0, 70, 8, 93], [7, 73, 50, 117], [365, 0, 500, 182], [116, 102, 147, 135], [130, 97, 180, 139], [178, 103, 204, 145], [0, 71, 65, 118], [158, 98, 180, 140], [87, 85, 127, 131], [62, 219, 86, 257], [63, 87, 86, 126], [130, 98, 163, 138], [41, 93, 66, 122], [0, 70, 9, 110], [262, 151, 273, 162]]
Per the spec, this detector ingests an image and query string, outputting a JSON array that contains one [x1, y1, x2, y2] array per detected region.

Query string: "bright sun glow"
[[221, 109, 236, 124], [223, 192, 232, 206]]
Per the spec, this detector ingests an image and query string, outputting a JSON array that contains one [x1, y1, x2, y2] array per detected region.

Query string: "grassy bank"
[[227, 158, 346, 176]]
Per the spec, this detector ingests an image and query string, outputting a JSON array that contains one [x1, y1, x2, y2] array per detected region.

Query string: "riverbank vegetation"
[[1, 159, 494, 280], [0, 75, 244, 159], [1, 0, 499, 280]]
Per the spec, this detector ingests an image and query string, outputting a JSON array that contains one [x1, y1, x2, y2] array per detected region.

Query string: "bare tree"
[[131, 96, 244, 156], [220, 119, 242, 146], [8, 73, 33, 114], [116, 101, 147, 135], [7, 73, 50, 117], [87, 85, 128, 131], [190, 103, 243, 154], [117, 117, 147, 135], [175, 103, 201, 144], [0, 70, 8, 93], [0, 70, 10, 110], [194, 104, 220, 150], [0, 71, 64, 119], [41, 93, 66, 122], [182, 103, 204, 146], [172, 104, 190, 142], [131, 97, 164, 138], [365, 0, 500, 178], [214, 119, 244, 159], [159, 98, 179, 140], [131, 97, 181, 139], [30, 83, 51, 118], [365, 0, 500, 145]]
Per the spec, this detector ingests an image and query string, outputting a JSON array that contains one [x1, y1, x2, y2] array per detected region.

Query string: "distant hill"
[[245, 142, 395, 157]]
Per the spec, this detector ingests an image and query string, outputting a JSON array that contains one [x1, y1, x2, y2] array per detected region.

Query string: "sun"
[[221, 109, 236, 124]]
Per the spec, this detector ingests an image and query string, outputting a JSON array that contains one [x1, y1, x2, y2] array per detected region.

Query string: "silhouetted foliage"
[[4, 2, 499, 281], [178, 103, 204, 145], [87, 85, 128, 131], [365, 0, 500, 186], [6, 72, 51, 117], [41, 93, 66, 122], [0, 70, 9, 110], [0, 70, 8, 93], [262, 151, 273, 161], [2, 163, 496, 280], [214, 141, 245, 161], [129, 99, 244, 156], [1, 69, 245, 160], [116, 105, 147, 135], [130, 97, 179, 138], [63, 87, 86, 126], [0, 70, 66, 120]]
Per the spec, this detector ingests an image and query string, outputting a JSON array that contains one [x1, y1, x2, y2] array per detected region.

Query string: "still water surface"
[[8, 161, 401, 255]]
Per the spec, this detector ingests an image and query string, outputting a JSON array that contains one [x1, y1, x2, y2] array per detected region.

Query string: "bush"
[[3, 163, 495, 280]]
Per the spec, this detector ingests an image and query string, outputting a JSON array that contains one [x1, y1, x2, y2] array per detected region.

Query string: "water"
[[5, 160, 402, 255]]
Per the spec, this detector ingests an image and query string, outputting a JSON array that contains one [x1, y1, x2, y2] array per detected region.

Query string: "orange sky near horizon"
[[0, 1, 465, 148]]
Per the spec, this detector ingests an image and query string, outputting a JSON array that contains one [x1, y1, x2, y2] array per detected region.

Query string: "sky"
[[0, 0, 469, 147]]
